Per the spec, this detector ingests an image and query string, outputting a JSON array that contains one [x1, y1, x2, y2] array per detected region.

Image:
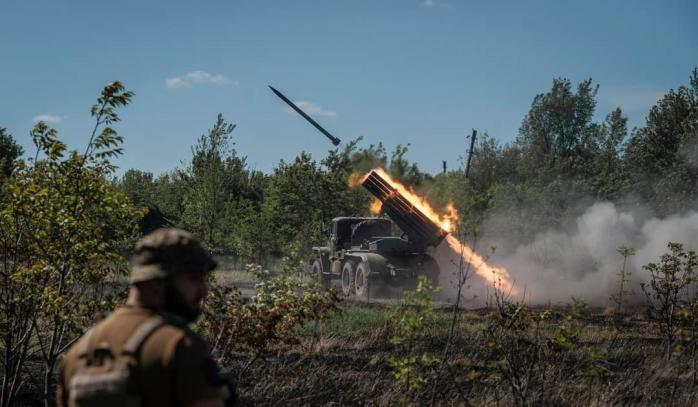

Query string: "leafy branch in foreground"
[[0, 81, 141, 407]]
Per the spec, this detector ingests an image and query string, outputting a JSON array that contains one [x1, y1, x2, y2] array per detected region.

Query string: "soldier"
[[57, 228, 233, 407]]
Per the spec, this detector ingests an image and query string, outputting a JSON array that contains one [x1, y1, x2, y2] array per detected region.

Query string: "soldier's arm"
[[171, 334, 230, 406]]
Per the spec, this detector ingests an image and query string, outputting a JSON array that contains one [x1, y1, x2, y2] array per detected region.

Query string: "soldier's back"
[[58, 305, 226, 406]]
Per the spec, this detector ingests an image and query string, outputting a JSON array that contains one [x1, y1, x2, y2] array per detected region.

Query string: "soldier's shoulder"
[[142, 318, 209, 364]]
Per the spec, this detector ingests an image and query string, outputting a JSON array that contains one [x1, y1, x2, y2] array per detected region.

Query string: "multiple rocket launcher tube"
[[360, 170, 448, 250]]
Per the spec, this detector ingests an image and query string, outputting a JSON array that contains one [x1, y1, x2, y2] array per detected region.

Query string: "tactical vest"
[[68, 316, 165, 407]]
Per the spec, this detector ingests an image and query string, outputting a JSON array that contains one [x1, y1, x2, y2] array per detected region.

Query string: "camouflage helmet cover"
[[130, 228, 217, 284]]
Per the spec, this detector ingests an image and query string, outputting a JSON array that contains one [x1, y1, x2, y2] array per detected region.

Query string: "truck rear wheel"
[[354, 262, 370, 301], [341, 261, 355, 296]]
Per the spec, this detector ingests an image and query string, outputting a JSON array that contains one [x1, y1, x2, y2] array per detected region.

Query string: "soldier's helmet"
[[130, 228, 217, 284]]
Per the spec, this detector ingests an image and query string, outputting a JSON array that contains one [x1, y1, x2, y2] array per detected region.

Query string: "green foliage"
[[589, 108, 629, 200], [390, 275, 439, 345], [117, 169, 173, 233], [624, 68, 698, 215], [641, 242, 698, 354], [485, 299, 546, 407], [296, 304, 390, 337], [517, 77, 600, 180], [348, 140, 387, 174], [0, 81, 141, 406], [201, 265, 338, 360], [482, 295, 598, 406], [0, 127, 23, 181], [388, 276, 440, 401], [261, 141, 373, 258], [389, 144, 425, 187], [181, 113, 239, 249], [548, 297, 588, 352], [119, 168, 156, 207]]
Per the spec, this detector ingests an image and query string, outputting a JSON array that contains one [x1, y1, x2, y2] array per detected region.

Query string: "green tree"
[[261, 153, 325, 257], [117, 169, 173, 233], [517, 77, 600, 180], [349, 140, 387, 174], [389, 144, 426, 187], [181, 113, 238, 250], [590, 108, 628, 200], [389, 275, 440, 403], [624, 68, 698, 215], [641, 242, 698, 355], [118, 168, 155, 207], [0, 127, 23, 182], [152, 170, 189, 224], [0, 82, 142, 406]]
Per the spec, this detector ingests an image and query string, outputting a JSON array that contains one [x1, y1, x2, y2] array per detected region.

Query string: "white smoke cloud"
[[434, 202, 698, 306], [492, 203, 698, 305]]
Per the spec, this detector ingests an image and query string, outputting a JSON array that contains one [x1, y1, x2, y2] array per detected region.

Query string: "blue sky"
[[1, 0, 696, 175]]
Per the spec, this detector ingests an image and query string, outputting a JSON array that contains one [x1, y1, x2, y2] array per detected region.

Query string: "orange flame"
[[363, 168, 460, 233], [370, 198, 383, 215], [445, 235, 515, 293], [360, 167, 514, 292]]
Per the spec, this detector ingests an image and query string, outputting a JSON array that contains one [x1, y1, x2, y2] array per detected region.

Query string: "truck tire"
[[311, 259, 330, 288], [354, 262, 370, 301], [341, 261, 356, 297]]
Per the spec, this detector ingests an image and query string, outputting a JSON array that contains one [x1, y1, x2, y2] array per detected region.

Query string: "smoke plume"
[[434, 202, 698, 306]]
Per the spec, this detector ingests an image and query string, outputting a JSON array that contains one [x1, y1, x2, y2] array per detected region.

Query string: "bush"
[[641, 242, 698, 355], [200, 262, 338, 374]]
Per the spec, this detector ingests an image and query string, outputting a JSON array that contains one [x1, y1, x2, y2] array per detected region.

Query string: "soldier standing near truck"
[[57, 228, 234, 407]]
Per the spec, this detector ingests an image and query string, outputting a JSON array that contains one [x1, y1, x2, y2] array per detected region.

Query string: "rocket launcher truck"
[[311, 169, 446, 299]]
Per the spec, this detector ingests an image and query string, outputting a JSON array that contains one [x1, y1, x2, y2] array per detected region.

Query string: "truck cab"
[[311, 216, 437, 300]]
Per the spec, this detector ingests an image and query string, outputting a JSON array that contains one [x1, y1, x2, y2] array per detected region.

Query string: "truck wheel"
[[341, 261, 355, 297], [354, 262, 370, 301], [311, 259, 330, 288]]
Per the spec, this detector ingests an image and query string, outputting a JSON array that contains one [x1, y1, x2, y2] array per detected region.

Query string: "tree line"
[[115, 68, 697, 263]]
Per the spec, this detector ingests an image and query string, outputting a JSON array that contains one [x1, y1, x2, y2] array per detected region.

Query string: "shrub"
[[641, 242, 698, 355], [200, 261, 338, 375], [388, 275, 440, 403]]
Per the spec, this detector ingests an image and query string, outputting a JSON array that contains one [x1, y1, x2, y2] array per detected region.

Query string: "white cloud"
[[599, 85, 666, 112], [286, 101, 338, 117], [421, 0, 451, 8], [166, 70, 237, 89], [33, 114, 63, 124]]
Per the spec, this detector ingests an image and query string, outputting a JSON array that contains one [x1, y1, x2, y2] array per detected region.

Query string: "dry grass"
[[224, 305, 698, 406]]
